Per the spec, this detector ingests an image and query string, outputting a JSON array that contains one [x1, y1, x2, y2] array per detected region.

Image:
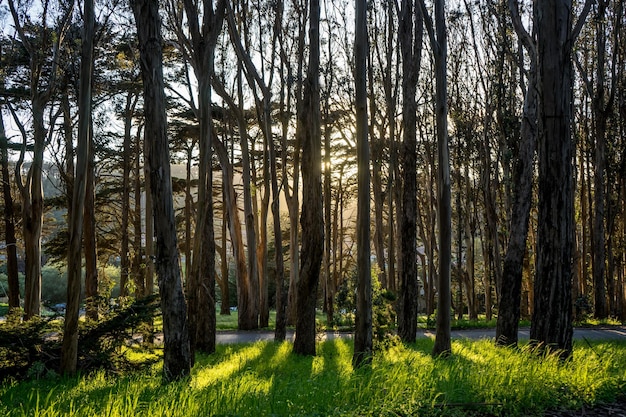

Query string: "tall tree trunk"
[[22, 98, 45, 320], [272, 114, 287, 341], [430, 0, 452, 357], [496, 49, 537, 345], [62, 0, 94, 373], [591, 0, 609, 319], [237, 70, 259, 330], [285, 5, 304, 327], [294, 0, 323, 356], [132, 0, 191, 381], [177, 0, 226, 355], [212, 129, 253, 330], [398, 0, 423, 344], [496, 2, 537, 344], [530, 0, 576, 358], [353, 0, 372, 368]]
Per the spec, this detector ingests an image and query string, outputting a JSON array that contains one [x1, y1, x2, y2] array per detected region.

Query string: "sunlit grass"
[[1, 338, 625, 416], [575, 317, 624, 326]]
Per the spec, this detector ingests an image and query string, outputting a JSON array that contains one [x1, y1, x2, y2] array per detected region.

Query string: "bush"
[[0, 296, 159, 382], [333, 265, 399, 350]]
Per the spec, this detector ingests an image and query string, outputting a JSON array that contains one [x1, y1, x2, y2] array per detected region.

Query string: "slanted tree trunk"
[[496, 0, 537, 346], [294, 0, 323, 356], [210, 115, 253, 330], [132, 0, 191, 381]]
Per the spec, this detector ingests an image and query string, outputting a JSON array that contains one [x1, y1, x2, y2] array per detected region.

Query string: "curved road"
[[216, 326, 626, 344]]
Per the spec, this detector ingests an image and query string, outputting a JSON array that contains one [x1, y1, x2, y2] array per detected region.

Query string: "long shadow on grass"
[[191, 339, 353, 416], [402, 339, 505, 416]]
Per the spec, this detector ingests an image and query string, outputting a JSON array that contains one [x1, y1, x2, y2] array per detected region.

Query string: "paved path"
[[216, 326, 626, 344]]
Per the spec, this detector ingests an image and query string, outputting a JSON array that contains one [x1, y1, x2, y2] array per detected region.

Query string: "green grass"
[[2, 339, 625, 416], [0, 303, 7, 317]]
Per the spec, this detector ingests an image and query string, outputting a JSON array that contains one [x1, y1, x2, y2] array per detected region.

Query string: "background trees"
[[0, 0, 625, 374]]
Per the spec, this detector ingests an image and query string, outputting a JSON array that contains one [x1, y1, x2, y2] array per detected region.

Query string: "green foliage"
[[0, 296, 159, 382], [1, 339, 625, 416], [0, 272, 25, 300], [0, 317, 62, 382], [41, 264, 70, 306], [574, 295, 593, 323], [332, 265, 399, 349]]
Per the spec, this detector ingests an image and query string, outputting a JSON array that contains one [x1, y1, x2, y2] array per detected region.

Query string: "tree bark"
[[62, 0, 94, 374], [132, 0, 191, 381], [430, 0, 452, 357], [398, 0, 423, 344], [294, 0, 323, 356], [353, 0, 372, 368], [496, 1, 537, 345], [530, 0, 575, 358]]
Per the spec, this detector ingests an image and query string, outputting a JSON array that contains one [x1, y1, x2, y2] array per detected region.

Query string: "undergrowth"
[[1, 338, 624, 416]]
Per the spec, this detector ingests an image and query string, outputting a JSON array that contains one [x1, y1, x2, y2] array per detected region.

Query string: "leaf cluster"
[[0, 295, 160, 382]]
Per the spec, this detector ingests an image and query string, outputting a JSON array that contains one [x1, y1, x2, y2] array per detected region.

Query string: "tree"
[[61, 0, 95, 375], [7, 0, 73, 319], [495, 0, 538, 347], [397, 0, 423, 344], [294, 0, 323, 356], [530, 0, 591, 358], [352, 0, 372, 369], [167, 0, 226, 352], [131, 0, 191, 381], [423, 0, 452, 357]]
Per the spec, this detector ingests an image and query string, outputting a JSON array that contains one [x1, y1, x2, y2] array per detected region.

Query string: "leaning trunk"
[[496, 61, 537, 346]]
